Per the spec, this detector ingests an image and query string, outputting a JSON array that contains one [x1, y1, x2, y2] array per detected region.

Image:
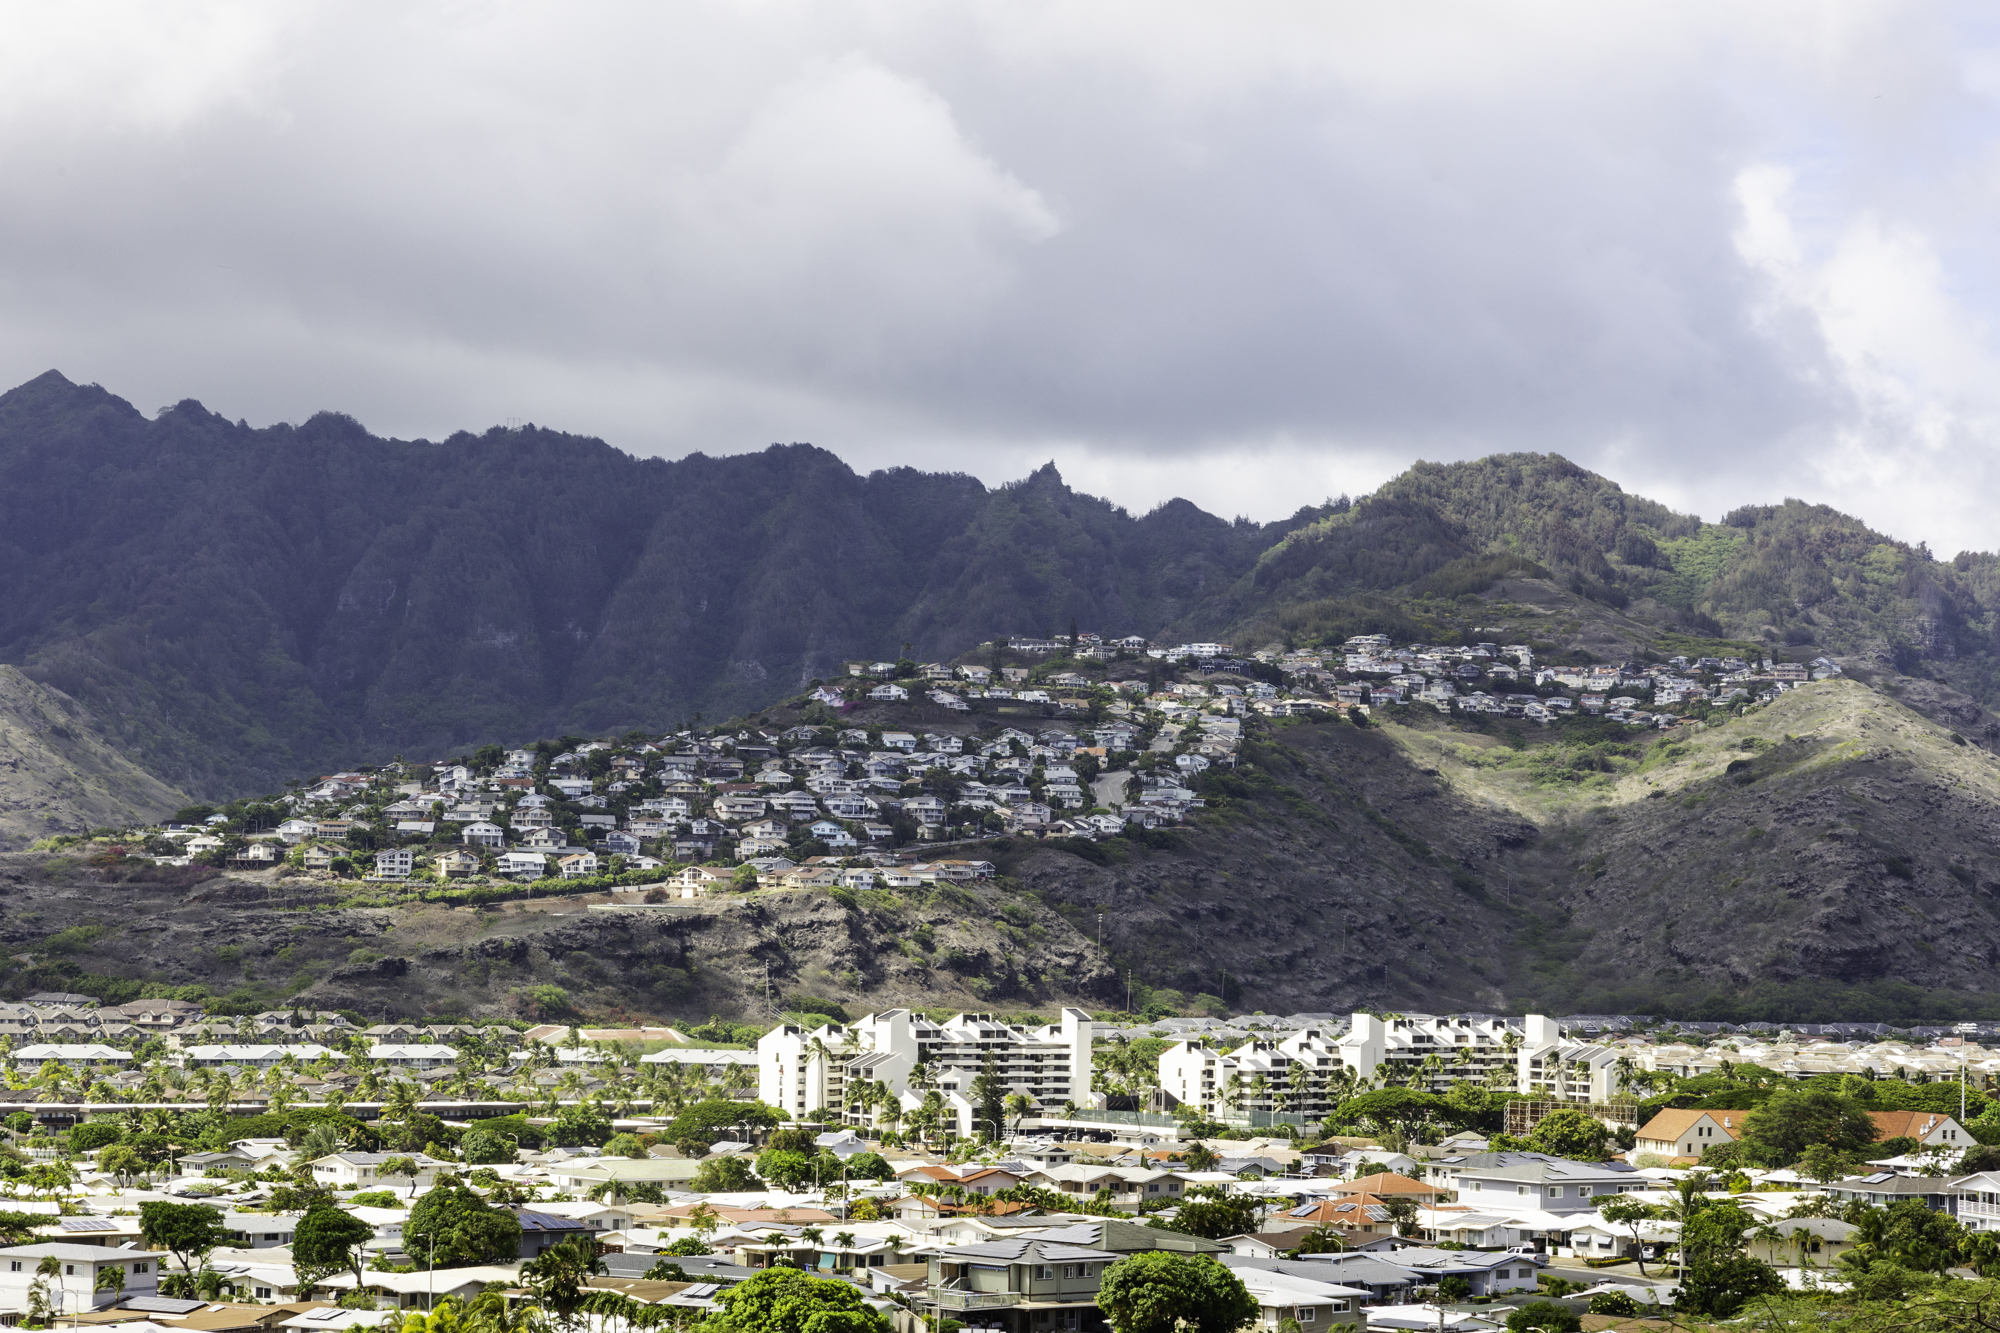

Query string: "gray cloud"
[[0, 2, 1996, 547]]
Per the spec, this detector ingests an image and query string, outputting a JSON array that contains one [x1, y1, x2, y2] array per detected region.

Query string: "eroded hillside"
[[0, 666, 187, 849]]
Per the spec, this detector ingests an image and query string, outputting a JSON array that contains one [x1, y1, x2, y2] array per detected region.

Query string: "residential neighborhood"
[[0, 997, 1995, 1329], [88, 629, 1837, 904]]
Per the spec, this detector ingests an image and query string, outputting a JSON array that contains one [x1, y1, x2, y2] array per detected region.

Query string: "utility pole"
[[1960, 1022, 1980, 1121]]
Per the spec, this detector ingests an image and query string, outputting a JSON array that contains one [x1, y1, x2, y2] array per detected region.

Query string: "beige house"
[[1633, 1109, 1741, 1161]]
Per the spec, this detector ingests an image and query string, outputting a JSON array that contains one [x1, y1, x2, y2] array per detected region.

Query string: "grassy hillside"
[[0, 666, 187, 848]]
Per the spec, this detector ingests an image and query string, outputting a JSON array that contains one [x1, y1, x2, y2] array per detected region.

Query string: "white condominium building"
[[1158, 1026, 1347, 1118], [759, 1008, 1094, 1137], [1160, 1014, 1624, 1114]]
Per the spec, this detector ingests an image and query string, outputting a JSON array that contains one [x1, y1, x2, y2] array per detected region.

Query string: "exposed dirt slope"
[[0, 857, 1115, 1021]]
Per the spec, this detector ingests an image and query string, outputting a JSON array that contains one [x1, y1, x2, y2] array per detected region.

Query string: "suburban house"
[[1232, 1265, 1368, 1329], [925, 1236, 1124, 1333], [310, 1152, 450, 1191], [1868, 1110, 1971, 1150], [0, 1244, 158, 1316], [1953, 1170, 2000, 1232], [1442, 1154, 1645, 1230], [1633, 1109, 1742, 1161]]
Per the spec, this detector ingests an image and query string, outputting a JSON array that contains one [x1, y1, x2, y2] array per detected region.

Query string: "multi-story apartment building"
[[1159, 1027, 1348, 1119], [1161, 1015, 1626, 1118], [759, 1008, 1094, 1137]]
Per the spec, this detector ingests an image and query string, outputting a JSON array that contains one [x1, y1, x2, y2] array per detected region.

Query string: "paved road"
[[1092, 768, 1131, 809]]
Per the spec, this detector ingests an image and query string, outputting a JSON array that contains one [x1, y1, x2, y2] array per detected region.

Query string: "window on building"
[[1039, 1265, 1055, 1280]]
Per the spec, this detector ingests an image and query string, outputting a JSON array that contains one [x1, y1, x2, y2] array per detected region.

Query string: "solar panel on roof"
[[681, 1284, 718, 1298], [60, 1217, 117, 1231], [121, 1297, 206, 1314]]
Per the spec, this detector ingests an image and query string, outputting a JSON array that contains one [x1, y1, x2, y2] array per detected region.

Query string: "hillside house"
[[498, 851, 548, 878]]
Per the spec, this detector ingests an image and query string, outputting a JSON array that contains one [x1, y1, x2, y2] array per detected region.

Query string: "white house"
[[10, 1045, 130, 1071], [310, 1152, 450, 1192], [498, 851, 548, 879], [367, 1044, 457, 1070], [462, 822, 506, 849], [1232, 1265, 1367, 1329], [177, 1045, 342, 1070], [0, 1244, 158, 1316]]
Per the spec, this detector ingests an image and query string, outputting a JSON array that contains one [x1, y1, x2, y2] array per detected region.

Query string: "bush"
[[459, 1130, 517, 1165], [1586, 1290, 1639, 1316], [349, 1191, 398, 1208], [68, 1123, 122, 1152], [1504, 1302, 1580, 1333]]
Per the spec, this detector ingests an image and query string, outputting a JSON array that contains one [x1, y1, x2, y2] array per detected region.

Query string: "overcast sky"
[[4, 2, 2000, 551]]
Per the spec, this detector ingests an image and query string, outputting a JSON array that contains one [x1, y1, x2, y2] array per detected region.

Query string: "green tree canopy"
[[460, 1129, 518, 1165], [547, 1103, 613, 1149], [68, 1123, 122, 1152], [1504, 1301, 1581, 1333], [756, 1149, 815, 1191], [292, 1202, 376, 1291], [1525, 1108, 1611, 1161], [1739, 1088, 1878, 1167], [139, 1201, 229, 1278], [665, 1100, 783, 1146], [692, 1156, 759, 1192], [706, 1267, 888, 1333], [1331, 1088, 1449, 1132], [404, 1180, 523, 1268], [1159, 1195, 1261, 1241], [842, 1152, 894, 1182], [1097, 1252, 1259, 1333]]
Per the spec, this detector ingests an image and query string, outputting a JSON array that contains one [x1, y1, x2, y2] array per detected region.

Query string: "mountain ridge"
[[6, 368, 2000, 805]]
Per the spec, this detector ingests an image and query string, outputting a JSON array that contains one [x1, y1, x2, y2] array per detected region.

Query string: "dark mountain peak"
[[5, 369, 75, 397], [0, 369, 143, 422], [1014, 460, 1067, 492], [295, 409, 372, 442]]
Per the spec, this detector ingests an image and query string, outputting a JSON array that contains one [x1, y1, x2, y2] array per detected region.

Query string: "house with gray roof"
[[1436, 1153, 1643, 1215], [924, 1236, 1124, 1333]]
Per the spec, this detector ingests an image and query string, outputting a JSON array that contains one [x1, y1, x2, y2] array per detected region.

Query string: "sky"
[[3, 2, 2000, 551]]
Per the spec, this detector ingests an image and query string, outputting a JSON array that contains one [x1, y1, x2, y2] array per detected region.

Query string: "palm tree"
[[384, 1079, 421, 1122]]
